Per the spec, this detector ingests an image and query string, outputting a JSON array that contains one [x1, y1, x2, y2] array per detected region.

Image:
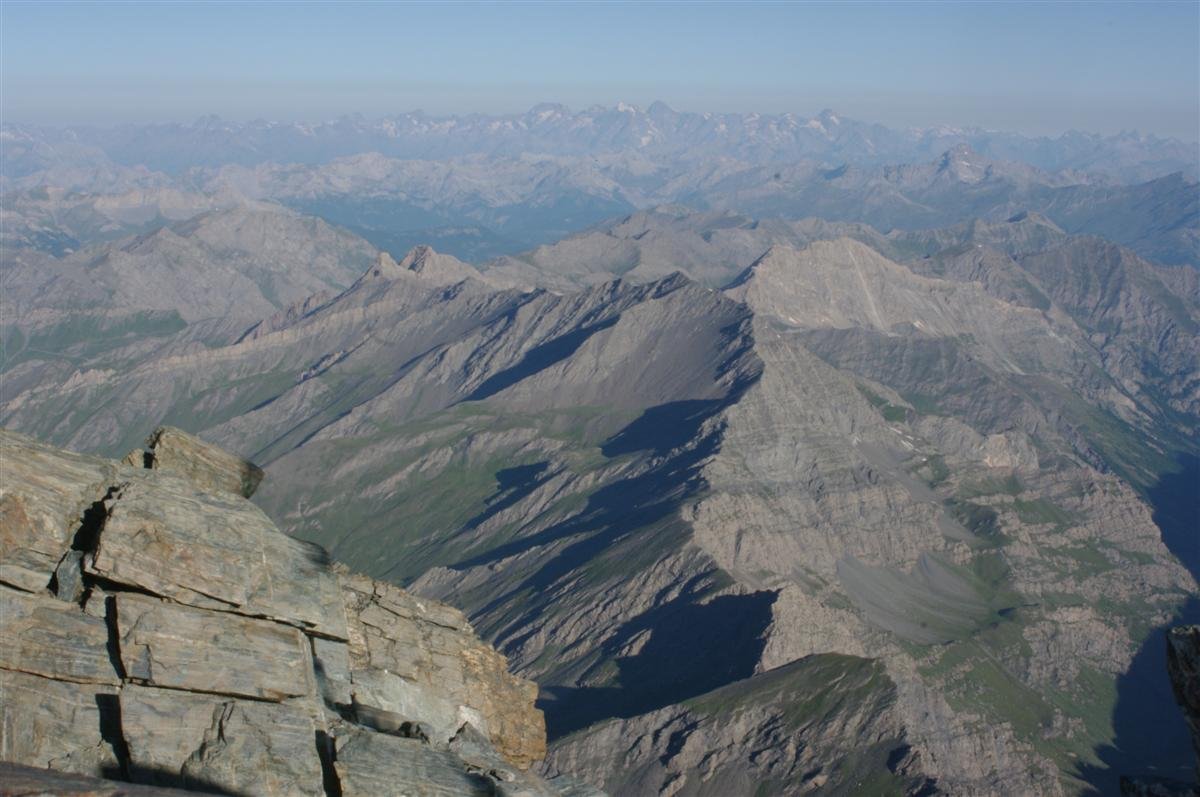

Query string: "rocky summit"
[[0, 426, 600, 796]]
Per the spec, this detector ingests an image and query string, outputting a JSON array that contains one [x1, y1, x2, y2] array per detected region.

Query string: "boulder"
[[340, 570, 547, 768], [85, 471, 346, 638], [137, 425, 265, 498]]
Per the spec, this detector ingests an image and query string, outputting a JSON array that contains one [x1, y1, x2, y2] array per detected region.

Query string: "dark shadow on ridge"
[[463, 461, 552, 531], [452, 324, 763, 739], [465, 316, 619, 401], [465, 395, 763, 737], [452, 397, 731, 581], [601, 398, 725, 458], [538, 589, 778, 740], [1077, 454, 1200, 796]]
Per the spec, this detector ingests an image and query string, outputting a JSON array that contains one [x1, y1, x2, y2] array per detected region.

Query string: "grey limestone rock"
[[339, 569, 547, 769], [0, 430, 116, 592], [0, 585, 118, 685], [0, 429, 591, 796], [0, 761, 200, 796], [84, 469, 346, 638], [115, 592, 314, 701], [332, 727, 494, 797], [137, 425, 265, 498], [119, 686, 325, 796], [0, 668, 121, 778]]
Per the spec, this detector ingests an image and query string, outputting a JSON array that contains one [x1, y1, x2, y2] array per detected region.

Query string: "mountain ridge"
[[6, 103, 1195, 183], [3, 217, 1196, 793]]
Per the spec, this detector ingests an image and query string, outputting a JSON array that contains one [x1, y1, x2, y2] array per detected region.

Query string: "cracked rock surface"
[[0, 427, 593, 796]]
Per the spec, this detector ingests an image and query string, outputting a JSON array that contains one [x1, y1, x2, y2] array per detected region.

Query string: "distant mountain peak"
[[936, 143, 990, 182], [1004, 210, 1064, 232], [397, 245, 493, 287], [649, 269, 696, 296], [359, 250, 406, 282], [397, 244, 438, 272], [817, 109, 843, 126]]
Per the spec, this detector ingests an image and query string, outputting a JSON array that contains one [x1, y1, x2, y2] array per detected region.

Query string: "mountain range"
[[5, 104, 1195, 183], [3, 100, 1199, 795], [4, 143, 1197, 270], [2, 194, 1197, 794]]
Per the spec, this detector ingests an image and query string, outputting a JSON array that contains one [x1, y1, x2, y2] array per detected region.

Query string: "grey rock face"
[[0, 761, 200, 796], [332, 728, 493, 797], [134, 424, 265, 497], [338, 568, 547, 768], [0, 587, 118, 684], [115, 592, 314, 700], [119, 687, 325, 796], [84, 468, 346, 637], [0, 428, 589, 796], [0, 431, 116, 592], [0, 669, 121, 777]]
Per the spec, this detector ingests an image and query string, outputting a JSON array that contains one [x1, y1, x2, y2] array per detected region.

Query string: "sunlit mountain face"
[[2, 3, 1198, 793]]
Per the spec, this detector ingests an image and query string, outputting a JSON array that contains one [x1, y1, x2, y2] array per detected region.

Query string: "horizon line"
[[3, 101, 1196, 146]]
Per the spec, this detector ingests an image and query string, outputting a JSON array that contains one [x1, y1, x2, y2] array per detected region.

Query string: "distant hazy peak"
[[404, 245, 495, 286], [8, 103, 1194, 184], [352, 246, 493, 290], [1002, 210, 1064, 232], [360, 251, 406, 282], [757, 237, 901, 275], [933, 143, 992, 182]]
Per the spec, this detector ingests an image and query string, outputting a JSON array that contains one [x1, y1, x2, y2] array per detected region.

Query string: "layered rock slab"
[[0, 427, 588, 795], [84, 470, 346, 638], [0, 761, 199, 796], [114, 592, 314, 700], [338, 570, 547, 769], [0, 587, 118, 685], [0, 669, 121, 777], [119, 687, 325, 797], [0, 431, 115, 592], [131, 424, 266, 498], [333, 728, 495, 797]]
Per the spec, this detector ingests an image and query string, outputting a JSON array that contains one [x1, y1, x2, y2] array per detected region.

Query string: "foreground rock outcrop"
[[0, 427, 590, 796]]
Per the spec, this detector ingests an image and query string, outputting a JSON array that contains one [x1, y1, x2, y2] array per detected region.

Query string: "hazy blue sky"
[[3, 1, 1197, 139]]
